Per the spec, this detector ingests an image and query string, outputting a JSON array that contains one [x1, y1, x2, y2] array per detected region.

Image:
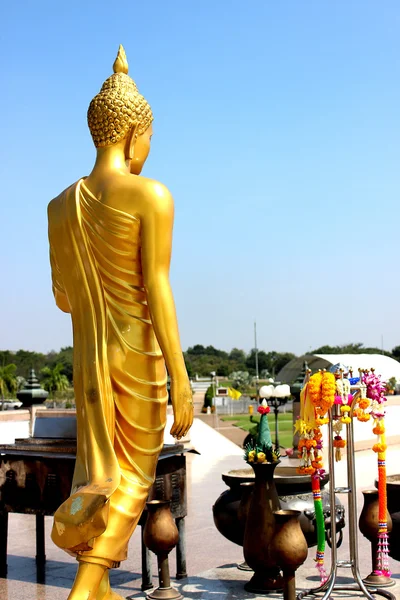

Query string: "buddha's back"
[[81, 176, 166, 376]]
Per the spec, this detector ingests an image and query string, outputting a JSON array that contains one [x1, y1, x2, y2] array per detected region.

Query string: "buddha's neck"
[[92, 146, 128, 174]]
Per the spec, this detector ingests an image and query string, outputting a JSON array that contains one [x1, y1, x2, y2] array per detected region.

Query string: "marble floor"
[[0, 418, 399, 599]]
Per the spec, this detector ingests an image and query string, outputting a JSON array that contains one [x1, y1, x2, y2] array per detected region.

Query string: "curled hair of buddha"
[[87, 45, 153, 148]]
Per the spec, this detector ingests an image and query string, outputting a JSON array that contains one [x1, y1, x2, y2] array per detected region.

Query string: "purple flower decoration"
[[314, 468, 326, 480], [362, 372, 387, 404], [371, 410, 386, 419]]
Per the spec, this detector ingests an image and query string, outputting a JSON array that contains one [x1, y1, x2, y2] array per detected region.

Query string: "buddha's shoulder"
[[47, 182, 76, 218], [47, 194, 62, 215], [123, 175, 173, 212], [126, 175, 171, 199]]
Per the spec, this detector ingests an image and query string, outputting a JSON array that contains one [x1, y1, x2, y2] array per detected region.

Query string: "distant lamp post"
[[210, 371, 217, 407], [254, 321, 259, 400], [259, 383, 291, 452]]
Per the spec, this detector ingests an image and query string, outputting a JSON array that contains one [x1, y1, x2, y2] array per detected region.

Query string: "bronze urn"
[[243, 461, 283, 593], [269, 509, 308, 600], [143, 500, 182, 600]]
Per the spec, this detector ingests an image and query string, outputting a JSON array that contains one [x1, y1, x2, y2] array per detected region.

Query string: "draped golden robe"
[[48, 179, 168, 566]]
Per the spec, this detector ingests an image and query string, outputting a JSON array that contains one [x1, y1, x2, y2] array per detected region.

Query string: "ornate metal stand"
[[297, 399, 396, 600]]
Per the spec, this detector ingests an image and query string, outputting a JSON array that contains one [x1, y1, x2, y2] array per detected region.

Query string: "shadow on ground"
[[1, 555, 140, 590]]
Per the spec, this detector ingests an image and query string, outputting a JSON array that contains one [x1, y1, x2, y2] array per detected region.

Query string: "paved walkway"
[[193, 390, 249, 448], [195, 413, 248, 447]]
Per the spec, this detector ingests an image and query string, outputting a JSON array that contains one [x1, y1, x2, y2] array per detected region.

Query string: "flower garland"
[[354, 374, 371, 423], [332, 373, 356, 459], [333, 420, 346, 462], [296, 371, 335, 476], [362, 370, 391, 578], [296, 370, 335, 583]]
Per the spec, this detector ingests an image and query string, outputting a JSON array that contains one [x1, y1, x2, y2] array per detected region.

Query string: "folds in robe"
[[48, 180, 167, 559]]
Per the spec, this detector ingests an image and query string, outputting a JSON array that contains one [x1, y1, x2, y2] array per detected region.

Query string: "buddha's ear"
[[126, 124, 139, 160]]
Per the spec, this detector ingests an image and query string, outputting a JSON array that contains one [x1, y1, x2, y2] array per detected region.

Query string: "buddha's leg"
[[67, 561, 107, 600], [77, 376, 168, 564], [96, 570, 125, 600]]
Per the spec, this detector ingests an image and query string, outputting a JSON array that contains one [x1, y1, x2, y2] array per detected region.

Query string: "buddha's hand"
[[170, 379, 194, 440]]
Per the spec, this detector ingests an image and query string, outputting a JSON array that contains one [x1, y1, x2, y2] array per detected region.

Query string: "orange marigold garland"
[[320, 371, 336, 414], [308, 370, 323, 407], [296, 371, 335, 583]]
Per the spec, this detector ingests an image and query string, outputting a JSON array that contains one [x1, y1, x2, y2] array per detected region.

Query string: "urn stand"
[[269, 510, 308, 600], [359, 490, 395, 588], [297, 400, 395, 600], [143, 500, 182, 600]]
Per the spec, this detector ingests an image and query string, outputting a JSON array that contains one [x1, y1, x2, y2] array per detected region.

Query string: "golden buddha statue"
[[47, 45, 193, 600]]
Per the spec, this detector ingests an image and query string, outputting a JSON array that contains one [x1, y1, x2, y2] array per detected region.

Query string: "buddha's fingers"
[[179, 413, 193, 440], [171, 422, 184, 440], [177, 420, 190, 440]]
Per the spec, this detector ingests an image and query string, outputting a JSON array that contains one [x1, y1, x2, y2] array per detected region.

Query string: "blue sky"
[[0, 1, 399, 356]]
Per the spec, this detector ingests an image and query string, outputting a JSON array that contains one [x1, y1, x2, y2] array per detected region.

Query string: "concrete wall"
[[0, 410, 30, 444]]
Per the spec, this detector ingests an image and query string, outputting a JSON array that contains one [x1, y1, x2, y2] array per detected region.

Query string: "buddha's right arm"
[[140, 183, 188, 385]]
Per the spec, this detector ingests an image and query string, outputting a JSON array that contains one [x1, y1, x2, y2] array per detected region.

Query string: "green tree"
[[216, 363, 230, 376], [40, 363, 70, 398], [386, 377, 397, 392], [0, 351, 15, 367], [246, 349, 270, 375], [203, 385, 214, 409], [229, 370, 252, 392], [13, 349, 47, 378], [245, 350, 296, 377], [0, 363, 18, 402], [311, 343, 393, 357], [392, 346, 400, 362], [205, 345, 228, 358], [229, 348, 246, 362], [273, 352, 296, 374], [49, 346, 74, 382], [186, 345, 207, 356]]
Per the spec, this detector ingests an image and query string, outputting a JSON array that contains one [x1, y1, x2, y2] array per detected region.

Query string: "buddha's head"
[[88, 45, 153, 174]]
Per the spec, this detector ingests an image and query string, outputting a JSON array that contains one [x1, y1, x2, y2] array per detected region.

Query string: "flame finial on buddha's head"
[[113, 44, 129, 75], [87, 44, 153, 148]]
